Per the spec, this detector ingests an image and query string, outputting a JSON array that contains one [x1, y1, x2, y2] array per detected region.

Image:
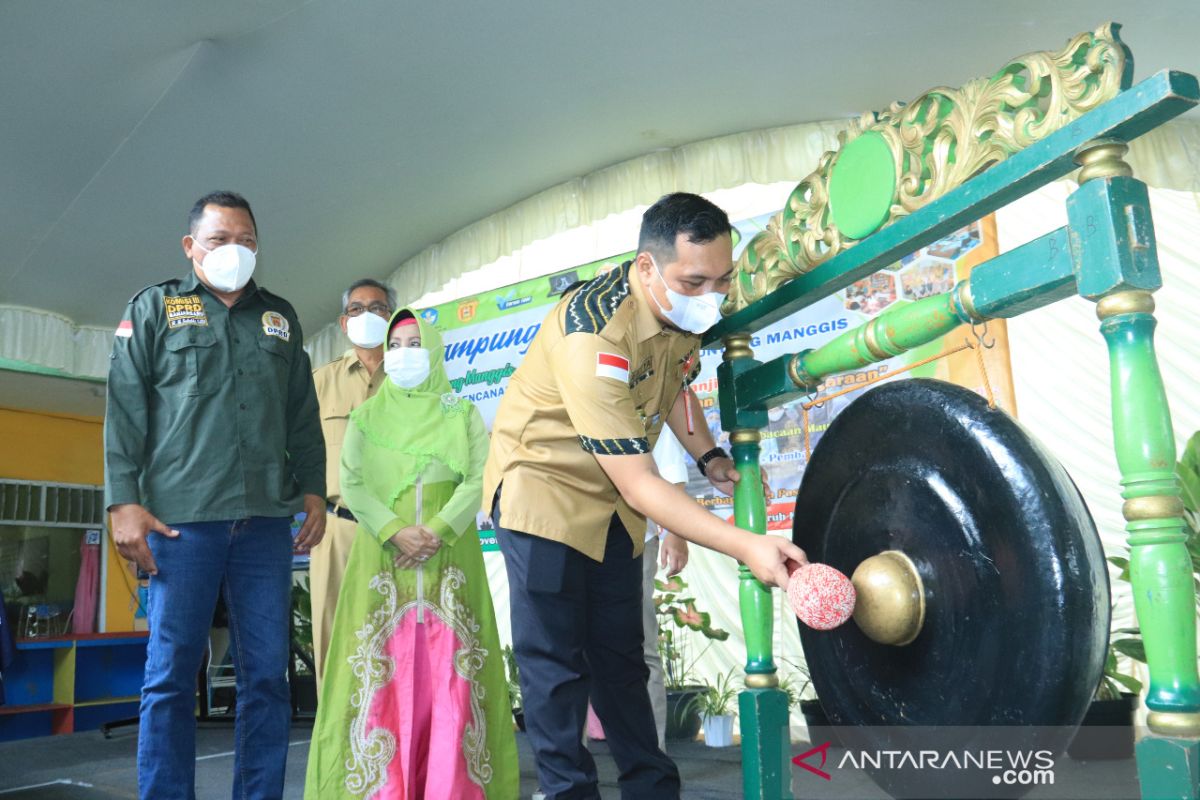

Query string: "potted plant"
[[781, 657, 841, 747], [289, 575, 318, 713], [502, 644, 524, 731], [1066, 611, 1144, 760], [655, 575, 729, 740], [698, 669, 739, 747], [1179, 431, 1200, 608]]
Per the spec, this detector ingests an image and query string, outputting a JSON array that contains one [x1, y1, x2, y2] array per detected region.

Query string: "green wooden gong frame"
[[704, 24, 1200, 800]]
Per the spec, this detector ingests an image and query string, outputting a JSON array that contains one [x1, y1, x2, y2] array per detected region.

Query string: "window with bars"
[[0, 479, 105, 528]]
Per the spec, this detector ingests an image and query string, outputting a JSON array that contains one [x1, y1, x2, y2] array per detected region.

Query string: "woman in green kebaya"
[[305, 308, 517, 800]]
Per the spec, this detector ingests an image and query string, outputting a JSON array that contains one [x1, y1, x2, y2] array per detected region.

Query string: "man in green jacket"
[[104, 190, 325, 800]]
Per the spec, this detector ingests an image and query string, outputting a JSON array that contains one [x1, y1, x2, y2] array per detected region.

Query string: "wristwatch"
[[696, 447, 730, 477]]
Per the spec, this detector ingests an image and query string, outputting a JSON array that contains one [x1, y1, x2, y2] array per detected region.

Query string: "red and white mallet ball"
[[787, 562, 855, 630]]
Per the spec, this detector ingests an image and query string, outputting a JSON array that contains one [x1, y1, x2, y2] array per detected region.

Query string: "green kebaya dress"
[[304, 309, 518, 800]]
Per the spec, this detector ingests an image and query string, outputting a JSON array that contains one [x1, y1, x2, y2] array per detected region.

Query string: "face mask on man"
[[647, 254, 726, 334], [345, 312, 388, 348], [384, 347, 431, 388], [192, 240, 257, 293]]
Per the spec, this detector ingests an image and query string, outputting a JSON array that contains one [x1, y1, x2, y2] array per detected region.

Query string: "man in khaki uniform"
[[484, 193, 806, 799], [309, 278, 393, 687]]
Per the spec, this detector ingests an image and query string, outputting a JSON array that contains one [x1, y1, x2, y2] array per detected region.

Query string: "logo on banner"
[[262, 311, 291, 341], [457, 300, 479, 323], [163, 294, 208, 329], [496, 290, 532, 311], [595, 352, 630, 383], [420, 308, 439, 325]]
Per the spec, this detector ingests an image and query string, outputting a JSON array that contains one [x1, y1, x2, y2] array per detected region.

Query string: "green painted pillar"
[[1071, 139, 1200, 799], [731, 427, 774, 678], [798, 291, 969, 380], [721, 333, 791, 800], [1099, 296, 1200, 720]]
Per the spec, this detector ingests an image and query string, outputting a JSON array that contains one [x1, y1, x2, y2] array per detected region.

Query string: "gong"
[[793, 379, 1109, 799]]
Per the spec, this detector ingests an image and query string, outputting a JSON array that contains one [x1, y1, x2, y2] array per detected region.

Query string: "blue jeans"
[[138, 517, 293, 800]]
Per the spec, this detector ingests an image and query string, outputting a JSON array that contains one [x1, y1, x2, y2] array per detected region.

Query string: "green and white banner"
[[423, 213, 1004, 550]]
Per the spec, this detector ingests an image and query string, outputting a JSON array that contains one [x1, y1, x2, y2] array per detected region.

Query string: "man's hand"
[[109, 504, 179, 576], [294, 494, 327, 552], [391, 524, 442, 568], [738, 534, 808, 588], [704, 456, 739, 496], [705, 458, 771, 500], [659, 531, 689, 576]]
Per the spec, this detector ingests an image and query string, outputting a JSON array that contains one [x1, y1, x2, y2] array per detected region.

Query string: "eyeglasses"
[[344, 303, 392, 317]]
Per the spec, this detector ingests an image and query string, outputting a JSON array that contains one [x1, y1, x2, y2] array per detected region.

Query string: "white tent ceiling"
[[1, 0, 1197, 342]]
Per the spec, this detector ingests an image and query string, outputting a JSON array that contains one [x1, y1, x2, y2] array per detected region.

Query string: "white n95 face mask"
[[648, 255, 725, 334], [345, 312, 388, 348], [193, 241, 257, 293], [384, 347, 431, 388]]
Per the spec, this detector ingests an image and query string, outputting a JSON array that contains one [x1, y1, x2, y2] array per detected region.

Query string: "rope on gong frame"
[[800, 322, 999, 461]]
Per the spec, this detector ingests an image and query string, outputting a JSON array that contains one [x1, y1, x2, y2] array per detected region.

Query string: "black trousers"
[[493, 497, 681, 800]]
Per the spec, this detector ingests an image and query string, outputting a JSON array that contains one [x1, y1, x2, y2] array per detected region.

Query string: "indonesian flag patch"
[[595, 352, 630, 383], [115, 320, 133, 339]]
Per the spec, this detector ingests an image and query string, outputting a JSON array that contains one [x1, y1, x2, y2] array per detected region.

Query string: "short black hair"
[[636, 192, 732, 263], [189, 191, 257, 234]]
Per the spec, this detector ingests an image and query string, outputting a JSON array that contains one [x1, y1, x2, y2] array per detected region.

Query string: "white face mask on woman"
[[647, 254, 725, 334], [192, 241, 257, 293], [345, 312, 388, 348], [384, 347, 431, 388]]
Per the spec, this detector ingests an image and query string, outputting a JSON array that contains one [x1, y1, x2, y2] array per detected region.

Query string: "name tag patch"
[[629, 357, 654, 389], [595, 352, 630, 383], [262, 311, 291, 341], [163, 295, 208, 329]]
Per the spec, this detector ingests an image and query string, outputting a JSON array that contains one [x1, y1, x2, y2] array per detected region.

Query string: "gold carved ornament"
[[724, 22, 1131, 313]]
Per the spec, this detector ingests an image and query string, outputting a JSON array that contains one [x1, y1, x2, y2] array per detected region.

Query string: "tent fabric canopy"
[[4, 117, 1193, 379]]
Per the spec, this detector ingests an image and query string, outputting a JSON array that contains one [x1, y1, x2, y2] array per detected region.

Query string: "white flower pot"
[[702, 713, 735, 747]]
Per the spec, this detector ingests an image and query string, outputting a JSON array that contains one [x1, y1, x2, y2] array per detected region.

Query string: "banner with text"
[[421, 214, 1013, 548]]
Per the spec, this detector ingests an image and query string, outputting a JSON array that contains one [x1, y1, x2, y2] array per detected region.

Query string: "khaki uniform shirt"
[[104, 271, 325, 523], [483, 262, 701, 561], [312, 349, 385, 506]]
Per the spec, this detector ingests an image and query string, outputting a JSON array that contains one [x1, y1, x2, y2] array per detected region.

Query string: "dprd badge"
[[163, 294, 208, 329], [262, 311, 291, 341]]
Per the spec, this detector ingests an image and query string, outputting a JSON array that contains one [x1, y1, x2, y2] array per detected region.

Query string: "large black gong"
[[793, 379, 1109, 799]]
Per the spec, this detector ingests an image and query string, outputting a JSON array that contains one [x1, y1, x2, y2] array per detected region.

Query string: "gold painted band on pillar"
[[723, 333, 753, 362], [1096, 290, 1155, 320], [955, 280, 985, 323], [788, 353, 818, 390], [743, 673, 780, 689], [730, 429, 761, 446], [862, 320, 890, 361], [1122, 495, 1185, 521], [851, 551, 926, 647], [1147, 711, 1200, 738], [1074, 138, 1134, 184]]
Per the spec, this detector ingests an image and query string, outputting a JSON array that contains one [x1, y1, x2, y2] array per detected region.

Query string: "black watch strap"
[[696, 447, 730, 477]]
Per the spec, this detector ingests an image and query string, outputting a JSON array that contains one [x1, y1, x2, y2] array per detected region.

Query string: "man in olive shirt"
[[485, 193, 806, 799], [105, 191, 325, 800], [309, 278, 392, 688]]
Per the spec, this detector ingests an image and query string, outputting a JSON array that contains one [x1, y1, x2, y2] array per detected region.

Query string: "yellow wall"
[[0, 406, 138, 631], [0, 406, 103, 484]]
